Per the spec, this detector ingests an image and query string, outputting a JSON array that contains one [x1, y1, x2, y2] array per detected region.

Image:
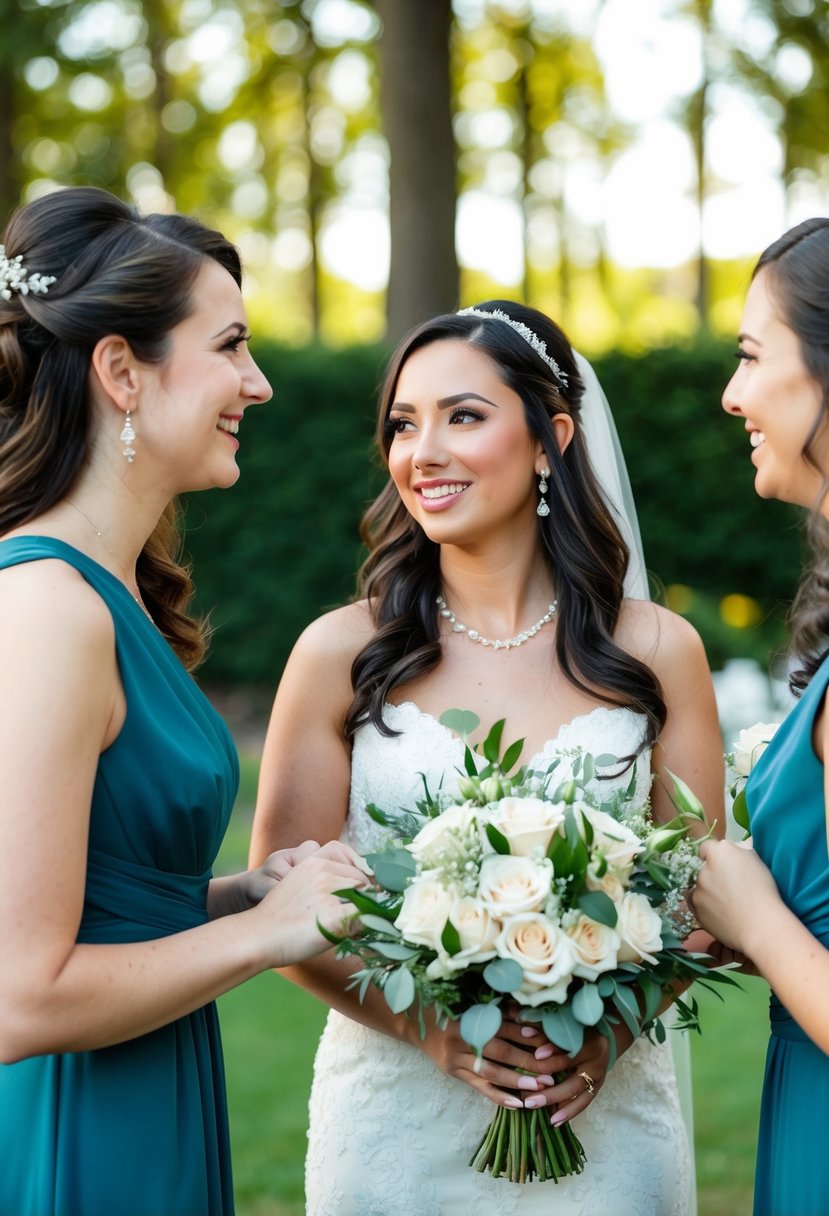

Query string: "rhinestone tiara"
[[0, 244, 57, 301], [456, 306, 569, 388]]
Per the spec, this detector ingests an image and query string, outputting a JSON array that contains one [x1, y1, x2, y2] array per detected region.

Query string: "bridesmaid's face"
[[722, 268, 828, 511], [385, 340, 569, 547]]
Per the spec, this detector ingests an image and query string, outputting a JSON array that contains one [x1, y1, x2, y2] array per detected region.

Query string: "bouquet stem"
[[469, 1106, 586, 1184]]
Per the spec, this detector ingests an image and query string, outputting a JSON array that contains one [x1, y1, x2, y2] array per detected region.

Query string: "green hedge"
[[184, 337, 801, 686]]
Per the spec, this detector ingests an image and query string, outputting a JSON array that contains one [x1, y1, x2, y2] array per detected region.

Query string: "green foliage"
[[186, 335, 802, 688]]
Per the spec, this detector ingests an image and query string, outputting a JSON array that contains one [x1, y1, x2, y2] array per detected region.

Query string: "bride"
[[250, 302, 724, 1215]]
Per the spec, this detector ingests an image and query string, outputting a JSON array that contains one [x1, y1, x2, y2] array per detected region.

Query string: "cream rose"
[[408, 803, 479, 867], [394, 877, 454, 949], [478, 854, 553, 917], [565, 912, 621, 980], [495, 914, 577, 1006], [616, 892, 664, 965], [580, 805, 643, 876], [732, 722, 780, 778], [584, 867, 626, 903], [486, 796, 566, 858], [426, 896, 500, 975]]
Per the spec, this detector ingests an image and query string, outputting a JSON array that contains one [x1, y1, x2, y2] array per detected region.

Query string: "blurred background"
[[5, 0, 827, 1211], [4, 0, 828, 723]]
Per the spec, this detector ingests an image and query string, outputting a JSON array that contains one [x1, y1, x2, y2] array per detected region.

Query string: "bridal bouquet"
[[326, 712, 734, 1185], [727, 721, 780, 835]]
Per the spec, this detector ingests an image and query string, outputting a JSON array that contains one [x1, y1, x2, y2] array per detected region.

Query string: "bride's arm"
[[250, 607, 579, 1111], [619, 600, 725, 832]]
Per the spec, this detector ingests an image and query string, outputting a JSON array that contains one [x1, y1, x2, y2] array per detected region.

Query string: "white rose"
[[408, 803, 479, 867], [394, 877, 454, 949], [584, 867, 626, 903], [486, 796, 566, 858], [732, 722, 780, 778], [429, 896, 500, 973], [478, 854, 553, 916], [580, 805, 643, 877], [495, 913, 577, 1006], [565, 912, 621, 981], [616, 892, 664, 966]]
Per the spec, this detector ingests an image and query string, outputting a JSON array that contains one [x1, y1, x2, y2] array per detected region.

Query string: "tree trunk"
[[375, 0, 458, 343]]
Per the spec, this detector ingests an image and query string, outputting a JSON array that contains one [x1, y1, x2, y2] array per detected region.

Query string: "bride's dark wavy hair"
[[753, 218, 829, 695], [0, 185, 244, 669], [344, 300, 666, 750]]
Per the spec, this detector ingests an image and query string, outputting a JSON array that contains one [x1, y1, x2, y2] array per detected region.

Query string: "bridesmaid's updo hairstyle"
[[0, 186, 243, 669], [754, 218, 829, 695], [344, 300, 666, 751]]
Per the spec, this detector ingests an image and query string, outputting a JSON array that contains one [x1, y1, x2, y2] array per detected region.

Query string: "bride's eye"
[[384, 415, 414, 436], [734, 349, 755, 364], [449, 407, 485, 425]]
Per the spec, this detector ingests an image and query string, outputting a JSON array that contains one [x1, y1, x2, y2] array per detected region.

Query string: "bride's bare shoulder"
[[290, 599, 375, 668], [616, 597, 708, 673]]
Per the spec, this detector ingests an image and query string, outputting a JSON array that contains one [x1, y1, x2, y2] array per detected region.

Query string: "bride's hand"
[[415, 1011, 559, 1110]]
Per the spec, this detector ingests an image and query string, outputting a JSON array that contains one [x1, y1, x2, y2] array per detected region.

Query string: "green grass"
[[217, 753, 770, 1215]]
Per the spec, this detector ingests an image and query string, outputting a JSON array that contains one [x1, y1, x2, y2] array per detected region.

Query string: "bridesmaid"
[[692, 217, 829, 1216], [0, 186, 367, 1216]]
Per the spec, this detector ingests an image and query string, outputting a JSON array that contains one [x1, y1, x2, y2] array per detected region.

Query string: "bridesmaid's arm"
[[693, 696, 829, 1054], [0, 565, 363, 1062]]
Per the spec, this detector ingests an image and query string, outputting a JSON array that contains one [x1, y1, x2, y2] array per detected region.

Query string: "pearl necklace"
[[66, 500, 156, 624], [436, 594, 557, 651]]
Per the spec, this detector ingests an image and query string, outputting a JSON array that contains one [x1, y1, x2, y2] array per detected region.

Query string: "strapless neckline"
[[383, 699, 642, 772]]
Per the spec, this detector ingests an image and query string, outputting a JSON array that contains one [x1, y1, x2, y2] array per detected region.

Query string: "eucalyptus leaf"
[[597, 975, 616, 997], [460, 1003, 503, 1054], [439, 708, 480, 740], [541, 1006, 585, 1056], [594, 753, 619, 767], [581, 753, 595, 784], [359, 914, 401, 935], [596, 1014, 618, 1069], [483, 957, 523, 993], [367, 848, 417, 893], [612, 984, 643, 1038], [571, 983, 605, 1026], [384, 967, 416, 1014], [372, 941, 420, 961], [576, 890, 618, 928]]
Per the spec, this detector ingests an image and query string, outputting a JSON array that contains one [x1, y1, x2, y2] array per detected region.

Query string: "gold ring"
[[578, 1069, 595, 1096]]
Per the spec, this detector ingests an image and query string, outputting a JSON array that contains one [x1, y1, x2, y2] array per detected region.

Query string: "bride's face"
[[723, 268, 828, 511], [385, 339, 566, 545]]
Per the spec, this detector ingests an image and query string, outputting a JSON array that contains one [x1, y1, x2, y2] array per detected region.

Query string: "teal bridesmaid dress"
[[0, 538, 240, 1216], [747, 651, 829, 1216]]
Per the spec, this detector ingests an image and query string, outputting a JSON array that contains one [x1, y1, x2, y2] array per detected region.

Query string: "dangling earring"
[[536, 466, 550, 517], [120, 410, 136, 463]]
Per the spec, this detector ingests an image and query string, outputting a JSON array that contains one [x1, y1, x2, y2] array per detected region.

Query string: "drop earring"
[[536, 466, 550, 517], [120, 410, 136, 463]]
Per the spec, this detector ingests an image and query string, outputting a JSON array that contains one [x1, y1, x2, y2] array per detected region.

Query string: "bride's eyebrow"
[[391, 392, 499, 413]]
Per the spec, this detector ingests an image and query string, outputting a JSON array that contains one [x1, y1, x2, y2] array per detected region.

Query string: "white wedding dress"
[[305, 703, 692, 1216]]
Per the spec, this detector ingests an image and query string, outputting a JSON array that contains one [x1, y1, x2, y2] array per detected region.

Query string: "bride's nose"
[[722, 371, 743, 417], [412, 422, 450, 470]]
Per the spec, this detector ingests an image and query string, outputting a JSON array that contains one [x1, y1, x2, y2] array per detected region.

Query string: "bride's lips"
[[413, 480, 471, 512]]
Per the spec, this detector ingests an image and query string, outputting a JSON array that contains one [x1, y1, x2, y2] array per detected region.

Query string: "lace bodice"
[[344, 701, 652, 857], [305, 703, 691, 1216]]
